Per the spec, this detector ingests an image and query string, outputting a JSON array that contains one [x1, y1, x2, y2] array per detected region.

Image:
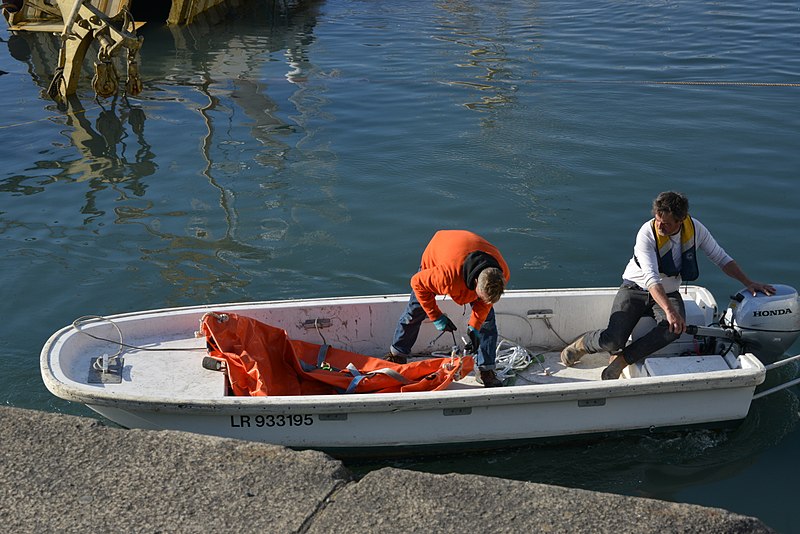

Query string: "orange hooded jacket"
[[410, 230, 510, 331]]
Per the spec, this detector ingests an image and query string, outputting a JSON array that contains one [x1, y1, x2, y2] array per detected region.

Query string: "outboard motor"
[[721, 284, 800, 361]]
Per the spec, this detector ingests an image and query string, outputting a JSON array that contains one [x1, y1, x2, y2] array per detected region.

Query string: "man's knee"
[[599, 331, 628, 352]]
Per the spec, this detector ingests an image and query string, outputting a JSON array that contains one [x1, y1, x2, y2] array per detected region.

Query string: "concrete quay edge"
[[0, 406, 774, 533]]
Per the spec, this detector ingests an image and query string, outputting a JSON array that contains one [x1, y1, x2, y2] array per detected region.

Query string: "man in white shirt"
[[561, 191, 775, 379]]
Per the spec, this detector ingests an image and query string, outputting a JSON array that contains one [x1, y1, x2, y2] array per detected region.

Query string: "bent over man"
[[386, 230, 510, 388], [561, 191, 774, 379]]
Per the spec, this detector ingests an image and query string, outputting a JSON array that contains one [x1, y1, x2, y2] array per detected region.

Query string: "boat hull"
[[41, 287, 765, 455], [87, 373, 759, 453]]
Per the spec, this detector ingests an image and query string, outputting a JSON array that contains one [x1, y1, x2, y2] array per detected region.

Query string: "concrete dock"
[[0, 406, 773, 533]]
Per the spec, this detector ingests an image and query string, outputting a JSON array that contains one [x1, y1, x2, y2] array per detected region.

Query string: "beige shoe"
[[560, 335, 588, 367]]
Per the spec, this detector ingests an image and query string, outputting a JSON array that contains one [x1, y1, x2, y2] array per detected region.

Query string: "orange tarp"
[[200, 312, 474, 396]]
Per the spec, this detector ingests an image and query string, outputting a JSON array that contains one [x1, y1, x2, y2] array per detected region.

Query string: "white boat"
[[40, 285, 800, 456]]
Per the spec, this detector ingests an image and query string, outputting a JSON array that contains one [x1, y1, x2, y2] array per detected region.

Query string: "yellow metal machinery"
[[2, 0, 233, 101], [3, 0, 142, 102]]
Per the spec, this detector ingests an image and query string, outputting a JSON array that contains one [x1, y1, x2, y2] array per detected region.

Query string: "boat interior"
[[446, 348, 741, 390], [45, 287, 756, 399]]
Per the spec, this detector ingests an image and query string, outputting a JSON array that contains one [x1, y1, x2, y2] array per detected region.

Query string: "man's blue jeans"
[[390, 291, 498, 370]]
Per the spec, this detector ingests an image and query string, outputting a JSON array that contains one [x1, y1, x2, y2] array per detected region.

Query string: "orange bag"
[[200, 312, 474, 396]]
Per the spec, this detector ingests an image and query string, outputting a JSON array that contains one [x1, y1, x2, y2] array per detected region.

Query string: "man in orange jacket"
[[386, 230, 510, 387]]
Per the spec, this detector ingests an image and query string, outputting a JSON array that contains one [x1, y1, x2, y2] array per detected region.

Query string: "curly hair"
[[652, 191, 689, 220]]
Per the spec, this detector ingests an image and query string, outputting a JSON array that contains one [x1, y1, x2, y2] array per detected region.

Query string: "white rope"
[[494, 338, 547, 379], [73, 315, 199, 352], [432, 338, 548, 379]]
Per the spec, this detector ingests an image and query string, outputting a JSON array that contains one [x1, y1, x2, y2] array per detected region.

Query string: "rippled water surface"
[[1, 0, 799, 530]]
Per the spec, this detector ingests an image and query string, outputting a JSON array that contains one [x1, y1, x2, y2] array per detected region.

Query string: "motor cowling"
[[722, 284, 800, 360]]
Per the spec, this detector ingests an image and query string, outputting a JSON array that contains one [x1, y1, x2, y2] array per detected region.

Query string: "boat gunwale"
[[45, 286, 639, 324], [41, 285, 760, 415], [43, 353, 766, 415]]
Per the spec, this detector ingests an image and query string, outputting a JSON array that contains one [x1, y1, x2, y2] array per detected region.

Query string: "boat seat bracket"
[[87, 354, 124, 384]]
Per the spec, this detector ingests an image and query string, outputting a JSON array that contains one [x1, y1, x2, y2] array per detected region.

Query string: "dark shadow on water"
[[346, 365, 800, 501]]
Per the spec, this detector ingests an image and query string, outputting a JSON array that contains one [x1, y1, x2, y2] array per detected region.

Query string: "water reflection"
[[65, 98, 156, 185], [2, 30, 87, 99], [1, 0, 346, 303], [133, 1, 337, 302], [149, 2, 324, 165], [0, 96, 155, 218], [3, 0, 327, 179], [433, 0, 540, 111]]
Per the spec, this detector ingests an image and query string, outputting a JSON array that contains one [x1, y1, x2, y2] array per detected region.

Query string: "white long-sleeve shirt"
[[621, 217, 733, 293]]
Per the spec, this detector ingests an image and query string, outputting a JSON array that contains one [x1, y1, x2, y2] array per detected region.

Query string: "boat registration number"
[[230, 414, 313, 428]]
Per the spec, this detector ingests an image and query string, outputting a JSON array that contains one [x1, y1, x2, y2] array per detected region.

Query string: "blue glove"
[[465, 326, 481, 354], [433, 314, 457, 332]]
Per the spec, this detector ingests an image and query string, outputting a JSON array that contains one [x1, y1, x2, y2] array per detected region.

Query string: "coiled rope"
[[494, 338, 549, 380]]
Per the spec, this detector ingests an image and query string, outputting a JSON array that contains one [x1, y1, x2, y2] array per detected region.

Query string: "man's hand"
[[665, 307, 686, 335], [433, 314, 457, 332], [464, 326, 481, 354], [746, 282, 776, 296], [721, 261, 776, 297], [649, 283, 685, 335]]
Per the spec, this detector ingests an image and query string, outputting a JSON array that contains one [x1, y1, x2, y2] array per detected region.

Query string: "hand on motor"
[[665, 308, 686, 335], [747, 282, 776, 296], [433, 314, 457, 332], [464, 326, 481, 354]]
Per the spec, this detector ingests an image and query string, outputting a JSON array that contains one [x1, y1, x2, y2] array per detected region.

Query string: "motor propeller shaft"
[[686, 324, 737, 340]]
